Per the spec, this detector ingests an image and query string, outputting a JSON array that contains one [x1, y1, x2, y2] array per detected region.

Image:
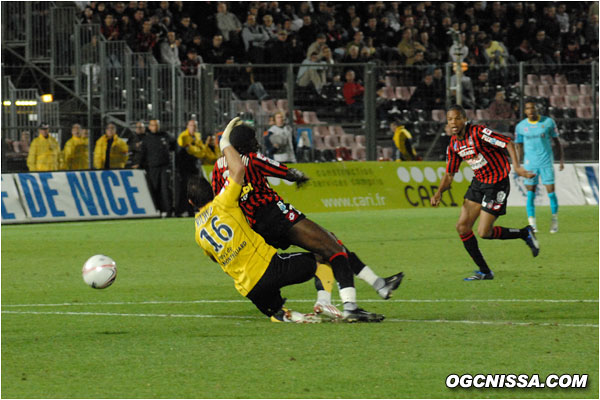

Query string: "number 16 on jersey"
[[200, 216, 233, 252]]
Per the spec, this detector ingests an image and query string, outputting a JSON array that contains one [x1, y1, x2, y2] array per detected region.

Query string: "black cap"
[[39, 123, 49, 129]]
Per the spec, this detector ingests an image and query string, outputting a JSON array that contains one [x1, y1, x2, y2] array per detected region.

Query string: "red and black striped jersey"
[[446, 123, 512, 184], [212, 152, 289, 227]]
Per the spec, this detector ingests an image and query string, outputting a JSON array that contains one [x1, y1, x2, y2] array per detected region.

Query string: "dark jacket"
[[138, 131, 175, 168]]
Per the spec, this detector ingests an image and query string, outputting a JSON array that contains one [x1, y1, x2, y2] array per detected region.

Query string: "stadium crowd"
[[78, 1, 598, 78]]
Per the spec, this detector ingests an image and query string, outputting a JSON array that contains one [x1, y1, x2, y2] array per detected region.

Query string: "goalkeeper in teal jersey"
[[514, 101, 564, 233]]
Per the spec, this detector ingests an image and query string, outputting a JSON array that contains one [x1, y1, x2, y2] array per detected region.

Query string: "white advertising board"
[[1, 170, 158, 223], [507, 164, 587, 206]]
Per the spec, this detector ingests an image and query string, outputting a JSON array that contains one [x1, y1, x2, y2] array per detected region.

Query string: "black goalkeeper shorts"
[[246, 252, 316, 317], [252, 200, 306, 250], [464, 176, 511, 217]]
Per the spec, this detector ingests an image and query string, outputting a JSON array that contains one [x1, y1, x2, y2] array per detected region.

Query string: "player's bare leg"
[[289, 219, 384, 322], [456, 200, 494, 280], [525, 184, 538, 232], [545, 184, 559, 233], [295, 222, 403, 301]]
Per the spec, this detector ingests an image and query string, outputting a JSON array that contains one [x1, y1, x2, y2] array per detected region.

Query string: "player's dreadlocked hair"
[[447, 104, 467, 118], [187, 175, 214, 209], [230, 124, 259, 154]]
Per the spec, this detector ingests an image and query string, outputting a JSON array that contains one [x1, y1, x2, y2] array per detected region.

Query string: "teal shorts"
[[523, 165, 555, 186]]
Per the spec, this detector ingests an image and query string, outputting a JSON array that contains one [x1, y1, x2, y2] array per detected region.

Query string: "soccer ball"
[[82, 255, 117, 289]]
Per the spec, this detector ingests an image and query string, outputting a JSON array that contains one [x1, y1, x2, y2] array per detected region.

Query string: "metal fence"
[[51, 7, 77, 77], [1, 0, 598, 170], [2, 76, 61, 172]]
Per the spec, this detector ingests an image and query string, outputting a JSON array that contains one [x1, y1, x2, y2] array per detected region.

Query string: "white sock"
[[357, 266, 384, 290], [552, 214, 558, 221], [528, 217, 536, 226], [316, 290, 331, 305], [339, 287, 357, 310]]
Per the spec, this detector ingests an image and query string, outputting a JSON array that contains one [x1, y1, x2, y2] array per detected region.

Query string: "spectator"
[[215, 2, 242, 46], [136, 19, 157, 53], [562, 39, 581, 64], [81, 35, 100, 91], [306, 33, 327, 61], [487, 90, 515, 132], [181, 48, 203, 76], [159, 31, 181, 67], [506, 16, 530, 52], [129, 121, 147, 167], [424, 66, 445, 104], [134, 119, 176, 218], [346, 16, 362, 39], [410, 73, 442, 111], [186, 34, 206, 56], [27, 123, 61, 172], [363, 16, 385, 48], [449, 32, 469, 62], [176, 15, 198, 46], [396, 28, 425, 65], [205, 34, 231, 64], [153, 1, 172, 21], [175, 119, 220, 217], [420, 31, 442, 64], [93, 123, 129, 169], [297, 52, 326, 96], [62, 124, 89, 170], [531, 29, 560, 64], [298, 15, 318, 50], [241, 14, 269, 63], [540, 5, 561, 43], [131, 9, 146, 32], [390, 120, 419, 161], [101, 13, 120, 41], [482, 37, 509, 81], [267, 112, 297, 163], [345, 30, 366, 54], [512, 39, 538, 63], [488, 21, 505, 43], [324, 18, 344, 55], [262, 14, 278, 42], [267, 30, 294, 63], [221, 64, 270, 100], [81, 6, 101, 24], [473, 70, 494, 109], [119, 15, 136, 48], [342, 69, 364, 118], [556, 4, 570, 41], [585, 14, 599, 43]]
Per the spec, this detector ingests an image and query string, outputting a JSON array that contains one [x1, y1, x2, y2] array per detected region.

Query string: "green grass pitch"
[[2, 206, 598, 398]]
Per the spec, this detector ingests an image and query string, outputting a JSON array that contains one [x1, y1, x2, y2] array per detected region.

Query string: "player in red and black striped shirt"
[[212, 123, 404, 322], [431, 105, 540, 281]]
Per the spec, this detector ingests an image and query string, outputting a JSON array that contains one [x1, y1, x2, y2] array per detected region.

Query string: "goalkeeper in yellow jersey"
[[188, 118, 385, 323]]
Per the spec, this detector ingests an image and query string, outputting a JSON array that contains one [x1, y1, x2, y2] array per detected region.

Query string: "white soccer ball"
[[82, 255, 117, 289]]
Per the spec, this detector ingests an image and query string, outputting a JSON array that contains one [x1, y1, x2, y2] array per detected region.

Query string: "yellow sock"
[[315, 263, 334, 293]]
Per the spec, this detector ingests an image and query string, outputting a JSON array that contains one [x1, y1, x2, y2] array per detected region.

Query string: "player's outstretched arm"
[[506, 141, 535, 178], [220, 117, 245, 185], [431, 172, 454, 207], [286, 168, 310, 188]]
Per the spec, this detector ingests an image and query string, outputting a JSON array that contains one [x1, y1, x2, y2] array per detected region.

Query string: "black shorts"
[[252, 201, 306, 250], [464, 177, 510, 217], [246, 252, 316, 317]]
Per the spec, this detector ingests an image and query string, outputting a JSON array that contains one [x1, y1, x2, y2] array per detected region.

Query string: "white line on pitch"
[[2, 299, 598, 308], [2, 310, 597, 328]]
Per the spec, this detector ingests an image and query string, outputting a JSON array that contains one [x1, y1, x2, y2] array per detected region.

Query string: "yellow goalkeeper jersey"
[[194, 178, 276, 296]]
